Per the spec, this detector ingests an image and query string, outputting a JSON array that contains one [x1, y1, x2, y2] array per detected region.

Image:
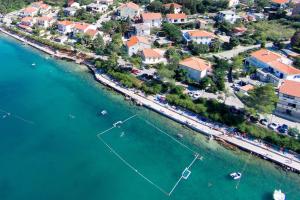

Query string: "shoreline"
[[1, 28, 300, 173]]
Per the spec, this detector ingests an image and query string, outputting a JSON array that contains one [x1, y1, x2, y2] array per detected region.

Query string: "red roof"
[[279, 80, 300, 98], [58, 20, 73, 26], [272, 0, 289, 4], [180, 57, 211, 71], [187, 30, 215, 38], [38, 16, 53, 21], [120, 2, 140, 10], [163, 3, 182, 9], [142, 48, 162, 58], [74, 22, 91, 31], [141, 12, 162, 20], [166, 13, 187, 19], [269, 61, 300, 75], [21, 17, 34, 22], [250, 49, 282, 63], [126, 36, 150, 47], [23, 7, 38, 13], [86, 29, 98, 37]]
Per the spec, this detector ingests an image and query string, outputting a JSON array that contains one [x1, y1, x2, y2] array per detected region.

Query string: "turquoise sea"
[[0, 34, 299, 200]]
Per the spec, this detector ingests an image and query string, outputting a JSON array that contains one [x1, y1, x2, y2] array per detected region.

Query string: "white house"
[[85, 29, 100, 40], [165, 13, 187, 24], [117, 2, 140, 19], [276, 80, 300, 122], [19, 7, 38, 17], [96, 0, 114, 5], [57, 20, 74, 35], [163, 3, 182, 14], [217, 10, 240, 24], [73, 22, 95, 34], [141, 48, 166, 65], [37, 16, 56, 28], [20, 17, 37, 27], [141, 12, 162, 28], [182, 30, 215, 45], [31, 1, 51, 14], [179, 57, 211, 81], [245, 49, 300, 86], [64, 7, 78, 16], [87, 3, 108, 13], [126, 36, 151, 56], [133, 23, 151, 36]]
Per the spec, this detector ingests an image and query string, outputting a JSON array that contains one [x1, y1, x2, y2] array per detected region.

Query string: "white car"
[[268, 123, 279, 131]]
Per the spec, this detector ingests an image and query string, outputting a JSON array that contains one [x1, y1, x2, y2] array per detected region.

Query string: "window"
[[287, 103, 296, 108]]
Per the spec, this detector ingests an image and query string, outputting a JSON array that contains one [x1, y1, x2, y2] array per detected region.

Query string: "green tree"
[[210, 40, 222, 52], [157, 68, 175, 81], [291, 30, 300, 52], [93, 34, 105, 55], [244, 84, 278, 115], [189, 43, 209, 55], [162, 22, 182, 43], [293, 57, 300, 69]]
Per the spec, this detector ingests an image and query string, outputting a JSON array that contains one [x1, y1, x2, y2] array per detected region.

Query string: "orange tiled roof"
[[240, 84, 254, 92], [86, 29, 98, 37], [166, 13, 187, 19], [272, 0, 289, 4], [74, 22, 91, 31], [269, 61, 300, 75], [180, 57, 211, 71], [21, 16, 34, 22], [142, 48, 162, 58], [38, 16, 53, 21], [163, 3, 182, 9], [250, 49, 282, 63], [58, 20, 73, 26], [279, 80, 300, 98], [120, 2, 140, 10], [141, 12, 162, 20], [187, 30, 214, 37], [23, 7, 38, 13], [126, 36, 150, 47]]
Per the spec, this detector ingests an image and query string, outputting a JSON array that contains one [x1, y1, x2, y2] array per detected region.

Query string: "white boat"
[[230, 172, 242, 180], [32, 63, 36, 66], [100, 110, 107, 115], [273, 189, 285, 200]]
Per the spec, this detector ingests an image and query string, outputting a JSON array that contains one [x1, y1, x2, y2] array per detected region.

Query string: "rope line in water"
[[235, 152, 252, 189], [0, 108, 35, 125], [97, 135, 170, 196]]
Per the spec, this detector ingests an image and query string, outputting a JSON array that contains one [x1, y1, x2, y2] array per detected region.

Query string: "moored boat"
[[273, 189, 285, 200], [230, 172, 242, 180]]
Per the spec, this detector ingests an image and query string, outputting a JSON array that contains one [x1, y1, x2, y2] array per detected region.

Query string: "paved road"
[[206, 43, 273, 59]]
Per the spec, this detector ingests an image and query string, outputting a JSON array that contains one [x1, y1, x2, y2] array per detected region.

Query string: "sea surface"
[[0, 34, 299, 200]]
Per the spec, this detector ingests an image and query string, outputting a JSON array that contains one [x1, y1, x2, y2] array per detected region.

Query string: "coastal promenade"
[[93, 72, 300, 173], [1, 27, 300, 173]]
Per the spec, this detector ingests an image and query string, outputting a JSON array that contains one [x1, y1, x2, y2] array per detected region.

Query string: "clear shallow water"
[[0, 34, 299, 200]]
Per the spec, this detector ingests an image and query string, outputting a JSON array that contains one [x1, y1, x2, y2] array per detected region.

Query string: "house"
[[165, 13, 187, 24], [87, 3, 108, 13], [57, 20, 74, 34], [245, 49, 300, 86], [73, 22, 95, 34], [271, 0, 290, 9], [85, 29, 100, 40], [182, 30, 215, 45], [141, 48, 165, 65], [232, 27, 247, 36], [141, 13, 163, 28], [31, 1, 51, 14], [196, 19, 208, 29], [228, 0, 239, 7], [117, 2, 140, 19], [96, 0, 114, 5], [216, 10, 240, 24], [19, 7, 38, 17], [276, 80, 300, 122], [64, 7, 78, 16], [126, 36, 151, 56], [20, 17, 36, 27], [133, 23, 151, 36], [163, 3, 182, 14], [37, 16, 55, 28], [179, 57, 211, 81], [55, 35, 68, 43], [67, 0, 80, 8], [239, 84, 254, 95]]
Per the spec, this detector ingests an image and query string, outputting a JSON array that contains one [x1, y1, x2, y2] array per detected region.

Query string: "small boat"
[[177, 133, 184, 138], [230, 172, 242, 180], [100, 110, 107, 115], [182, 168, 191, 180], [273, 189, 285, 200], [31, 63, 36, 66]]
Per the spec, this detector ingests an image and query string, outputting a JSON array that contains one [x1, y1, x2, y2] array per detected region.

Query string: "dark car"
[[259, 119, 268, 126], [250, 115, 259, 123]]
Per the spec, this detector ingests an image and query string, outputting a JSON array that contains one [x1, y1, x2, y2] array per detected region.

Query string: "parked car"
[[277, 124, 288, 134], [268, 123, 279, 131], [249, 115, 259, 123], [259, 119, 268, 126]]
